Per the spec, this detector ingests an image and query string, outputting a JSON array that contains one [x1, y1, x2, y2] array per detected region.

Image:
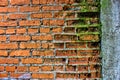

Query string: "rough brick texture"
[[0, 0, 101, 79]]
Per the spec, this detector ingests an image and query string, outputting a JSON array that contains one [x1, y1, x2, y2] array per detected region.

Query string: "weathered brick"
[[54, 34, 77, 41], [0, 36, 6, 41], [77, 65, 88, 72], [0, 21, 17, 27], [65, 65, 76, 71], [0, 58, 19, 64], [19, 20, 40, 26], [56, 50, 77, 56], [42, 6, 63, 11], [32, 0, 39, 4], [6, 66, 16, 72], [66, 42, 86, 48], [10, 35, 30, 41], [32, 35, 52, 40], [29, 66, 39, 72], [9, 14, 27, 19], [52, 27, 62, 33], [33, 50, 54, 56], [68, 58, 88, 65], [40, 28, 50, 33], [17, 66, 28, 72], [0, 66, 4, 72], [0, 73, 7, 78], [20, 6, 40, 12], [43, 20, 64, 26], [10, 0, 30, 5], [0, 50, 8, 56], [41, 66, 52, 71], [28, 28, 38, 34], [32, 73, 54, 79], [0, 43, 18, 49], [79, 34, 99, 41], [16, 28, 26, 34], [22, 58, 43, 64], [6, 28, 15, 34], [0, 7, 18, 13], [0, 29, 5, 34], [20, 42, 41, 49], [41, 43, 54, 48], [10, 50, 30, 56], [54, 66, 64, 71], [56, 73, 79, 79], [0, 0, 8, 6], [31, 12, 52, 18]]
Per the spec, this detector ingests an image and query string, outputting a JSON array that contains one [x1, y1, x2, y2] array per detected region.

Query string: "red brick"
[[6, 66, 16, 72], [0, 15, 3, 21], [54, 66, 64, 71], [0, 21, 17, 27], [0, 29, 5, 34], [9, 14, 27, 19], [78, 65, 88, 72], [66, 65, 76, 71], [29, 66, 39, 72], [0, 7, 18, 13], [42, 6, 63, 11], [33, 50, 54, 56], [19, 20, 40, 26], [10, 50, 30, 56], [32, 73, 54, 79], [32, 35, 52, 40], [0, 73, 7, 78], [40, 28, 50, 33], [68, 58, 88, 65], [10, 0, 30, 5], [20, 6, 40, 12], [32, 0, 54, 4], [22, 58, 42, 64], [56, 73, 79, 79], [56, 50, 76, 56], [0, 50, 8, 56], [52, 19, 64, 26], [52, 27, 62, 33], [54, 34, 77, 41], [66, 42, 86, 48], [40, 0, 54, 4], [10, 73, 23, 78], [32, 0, 39, 4], [6, 28, 15, 34], [41, 66, 52, 71], [56, 0, 70, 4], [28, 28, 38, 34], [16, 28, 26, 34], [43, 20, 64, 26], [41, 43, 54, 48], [0, 66, 4, 72], [8, 7, 18, 12], [17, 66, 28, 72], [0, 58, 19, 64], [31, 12, 52, 18], [20, 42, 41, 49], [0, 43, 18, 49], [0, 0, 8, 6], [0, 36, 6, 41], [79, 34, 99, 41], [10, 35, 30, 41]]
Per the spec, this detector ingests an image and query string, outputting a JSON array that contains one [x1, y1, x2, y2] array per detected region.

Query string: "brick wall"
[[0, 0, 101, 79]]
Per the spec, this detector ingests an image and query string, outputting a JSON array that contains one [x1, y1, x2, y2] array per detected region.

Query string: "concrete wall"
[[101, 0, 120, 79]]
